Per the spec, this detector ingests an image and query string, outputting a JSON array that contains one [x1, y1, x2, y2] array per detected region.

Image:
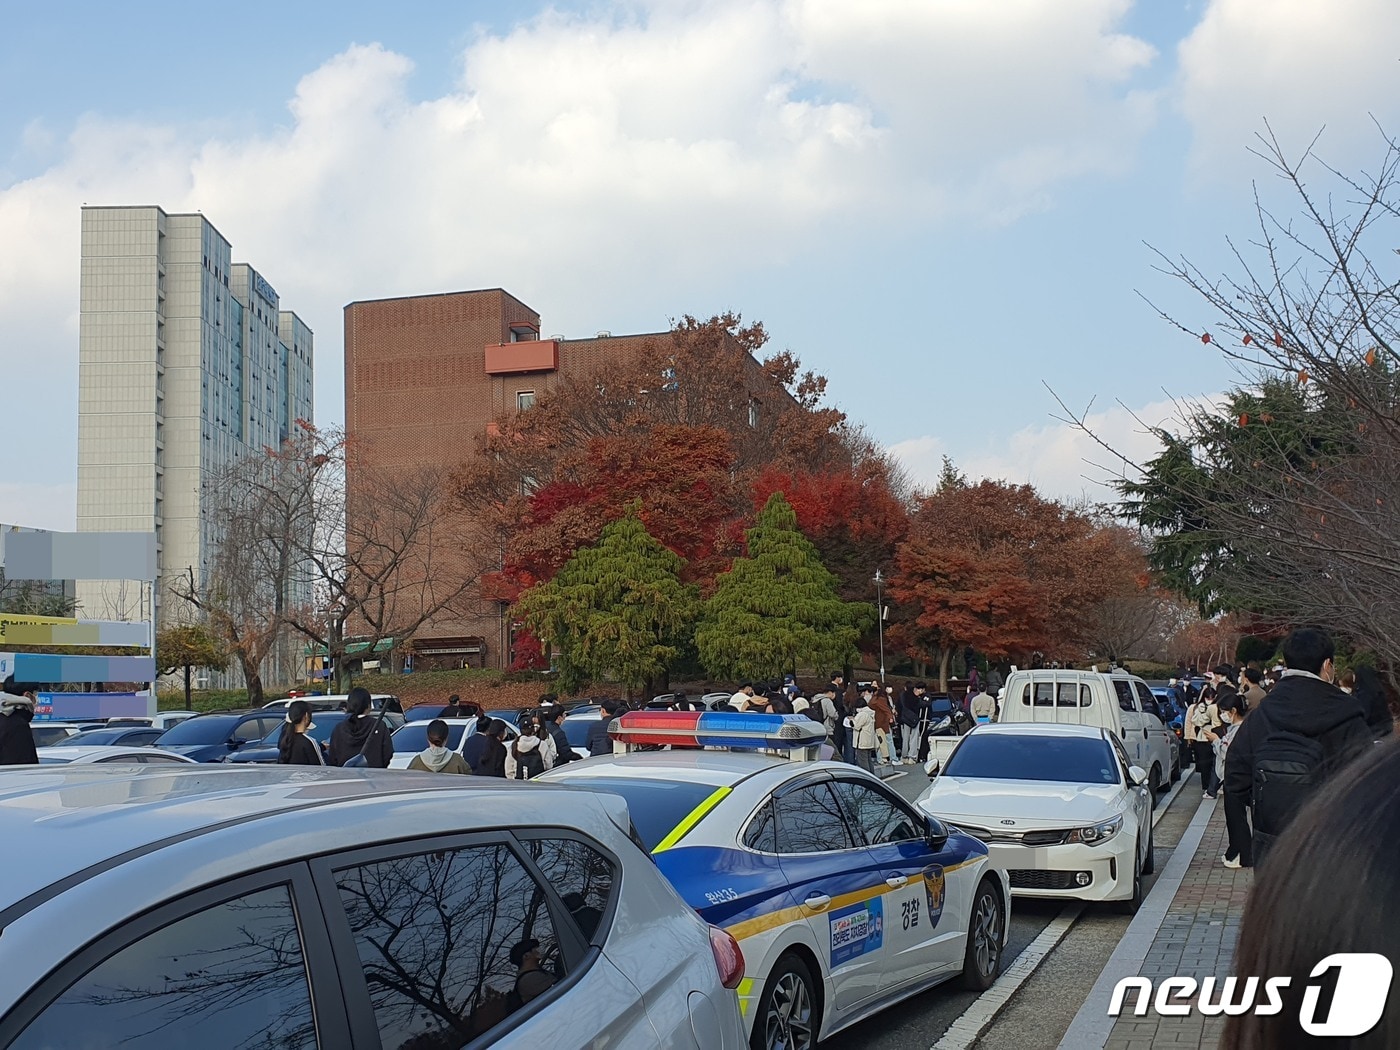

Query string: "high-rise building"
[[75, 206, 314, 632]]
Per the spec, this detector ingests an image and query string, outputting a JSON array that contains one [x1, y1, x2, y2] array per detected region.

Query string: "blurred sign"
[[3, 531, 156, 582]]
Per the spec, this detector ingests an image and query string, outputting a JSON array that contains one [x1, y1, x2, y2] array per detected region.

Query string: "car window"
[[1109, 734, 1135, 776], [229, 718, 268, 744], [12, 885, 316, 1049], [391, 723, 471, 753], [941, 734, 1121, 784], [1134, 683, 1160, 719], [142, 754, 192, 764], [831, 780, 922, 846], [1113, 681, 1138, 714], [775, 782, 855, 854], [743, 801, 778, 852], [519, 837, 615, 943], [334, 843, 567, 1046]]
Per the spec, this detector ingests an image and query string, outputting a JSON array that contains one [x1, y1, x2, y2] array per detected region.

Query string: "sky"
[[4, 0, 1400, 531]]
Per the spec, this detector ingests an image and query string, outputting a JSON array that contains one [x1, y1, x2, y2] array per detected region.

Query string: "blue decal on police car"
[[923, 864, 946, 929], [830, 897, 883, 965]]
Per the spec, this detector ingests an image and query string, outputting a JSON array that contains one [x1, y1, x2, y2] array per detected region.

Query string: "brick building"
[[344, 288, 776, 670]]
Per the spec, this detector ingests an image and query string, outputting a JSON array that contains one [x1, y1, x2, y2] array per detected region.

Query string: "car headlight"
[[1066, 815, 1123, 846], [931, 716, 951, 732]]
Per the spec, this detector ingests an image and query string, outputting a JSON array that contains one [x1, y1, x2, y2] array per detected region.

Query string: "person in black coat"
[[586, 699, 622, 757], [327, 688, 393, 768], [541, 705, 576, 767], [473, 719, 509, 777], [0, 678, 39, 765], [278, 700, 323, 765], [461, 713, 495, 769], [1223, 629, 1373, 867], [1350, 665, 1394, 739]]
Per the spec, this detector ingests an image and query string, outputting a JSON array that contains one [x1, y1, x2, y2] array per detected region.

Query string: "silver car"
[[0, 767, 747, 1049]]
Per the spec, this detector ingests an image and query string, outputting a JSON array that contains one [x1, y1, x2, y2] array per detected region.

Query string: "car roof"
[[963, 723, 1109, 740], [34, 746, 173, 761], [0, 767, 629, 917], [540, 749, 802, 789]]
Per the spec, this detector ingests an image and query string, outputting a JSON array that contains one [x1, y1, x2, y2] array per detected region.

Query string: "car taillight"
[[708, 925, 745, 990]]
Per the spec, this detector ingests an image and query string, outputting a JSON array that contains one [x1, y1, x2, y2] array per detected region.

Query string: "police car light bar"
[[610, 710, 827, 753]]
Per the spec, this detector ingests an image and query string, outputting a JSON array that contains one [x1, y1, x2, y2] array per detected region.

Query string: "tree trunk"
[[335, 660, 353, 695], [240, 653, 265, 707], [938, 648, 951, 692], [184, 665, 192, 707]]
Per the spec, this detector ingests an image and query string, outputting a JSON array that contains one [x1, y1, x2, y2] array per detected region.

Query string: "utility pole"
[[874, 569, 886, 682]]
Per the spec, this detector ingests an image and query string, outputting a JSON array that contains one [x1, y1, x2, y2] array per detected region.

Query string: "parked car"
[[387, 717, 520, 770], [919, 723, 1154, 913], [28, 724, 85, 748], [541, 710, 1010, 1046], [224, 711, 405, 765], [0, 766, 747, 1049], [154, 710, 288, 763], [32, 746, 198, 766], [149, 710, 200, 731], [64, 726, 166, 748], [262, 693, 403, 715], [993, 669, 1179, 799]]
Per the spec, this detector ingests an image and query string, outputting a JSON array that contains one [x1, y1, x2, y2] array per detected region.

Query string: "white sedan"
[[917, 723, 1154, 913], [387, 717, 519, 769], [34, 746, 199, 766]]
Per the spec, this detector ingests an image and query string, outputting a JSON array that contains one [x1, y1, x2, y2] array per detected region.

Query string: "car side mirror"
[[925, 758, 940, 779], [925, 815, 949, 852], [1129, 765, 1148, 787], [227, 739, 239, 750]]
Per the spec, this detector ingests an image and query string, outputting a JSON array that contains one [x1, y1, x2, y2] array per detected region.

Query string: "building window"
[[748, 398, 760, 428], [516, 390, 536, 411]]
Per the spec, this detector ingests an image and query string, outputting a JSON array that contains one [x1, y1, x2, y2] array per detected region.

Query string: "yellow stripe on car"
[[651, 786, 733, 853]]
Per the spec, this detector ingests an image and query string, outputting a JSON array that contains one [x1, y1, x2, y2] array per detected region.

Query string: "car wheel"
[[1148, 765, 1162, 808], [752, 953, 819, 1050], [1115, 844, 1144, 915], [960, 878, 1005, 991], [1143, 819, 1156, 875]]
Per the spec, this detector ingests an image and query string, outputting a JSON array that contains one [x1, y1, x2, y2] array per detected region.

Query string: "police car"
[[538, 710, 1011, 1050]]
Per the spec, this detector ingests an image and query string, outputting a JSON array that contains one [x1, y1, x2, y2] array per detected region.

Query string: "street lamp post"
[[874, 569, 886, 682]]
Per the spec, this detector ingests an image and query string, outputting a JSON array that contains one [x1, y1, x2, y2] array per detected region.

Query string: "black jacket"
[[547, 723, 575, 765], [1224, 673, 1372, 846], [473, 737, 507, 777], [0, 708, 38, 765], [897, 689, 921, 728], [327, 714, 394, 768], [586, 717, 614, 757], [280, 732, 323, 766]]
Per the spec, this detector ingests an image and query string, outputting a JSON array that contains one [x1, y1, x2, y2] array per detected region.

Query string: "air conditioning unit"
[[595, 330, 611, 338], [549, 334, 565, 341]]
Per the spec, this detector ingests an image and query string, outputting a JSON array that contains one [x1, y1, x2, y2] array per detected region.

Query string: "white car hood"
[[919, 777, 1124, 829]]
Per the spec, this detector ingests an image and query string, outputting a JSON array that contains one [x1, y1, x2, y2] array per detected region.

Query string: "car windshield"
[[391, 723, 469, 753], [560, 777, 717, 852], [72, 728, 145, 746], [156, 717, 241, 746], [942, 734, 1121, 785], [258, 714, 345, 746]]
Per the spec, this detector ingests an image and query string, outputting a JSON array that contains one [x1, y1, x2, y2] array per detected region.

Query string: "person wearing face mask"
[[1205, 694, 1250, 868]]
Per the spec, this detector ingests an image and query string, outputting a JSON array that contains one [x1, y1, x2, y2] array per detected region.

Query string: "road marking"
[[1055, 793, 1214, 1050], [930, 902, 1085, 1050], [927, 762, 1192, 1050]]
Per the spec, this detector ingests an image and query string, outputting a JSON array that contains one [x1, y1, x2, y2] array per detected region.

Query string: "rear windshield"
[[563, 718, 596, 748], [391, 723, 469, 753], [1021, 683, 1092, 707], [942, 734, 1120, 785], [561, 777, 716, 852], [156, 716, 241, 745]]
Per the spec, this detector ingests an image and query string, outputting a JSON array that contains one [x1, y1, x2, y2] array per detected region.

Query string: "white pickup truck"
[[925, 670, 1181, 800]]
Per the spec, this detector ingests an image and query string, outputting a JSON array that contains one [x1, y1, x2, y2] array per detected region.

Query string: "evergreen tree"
[[696, 492, 869, 681], [516, 503, 697, 697]]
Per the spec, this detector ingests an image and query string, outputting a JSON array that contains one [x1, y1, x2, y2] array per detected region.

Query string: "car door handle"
[[885, 876, 908, 888], [803, 894, 832, 911]]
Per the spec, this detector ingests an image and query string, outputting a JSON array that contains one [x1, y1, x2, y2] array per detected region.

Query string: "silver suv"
[[0, 767, 746, 1049]]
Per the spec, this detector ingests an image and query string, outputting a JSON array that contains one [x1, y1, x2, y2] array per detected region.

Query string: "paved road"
[[817, 765, 1200, 1050]]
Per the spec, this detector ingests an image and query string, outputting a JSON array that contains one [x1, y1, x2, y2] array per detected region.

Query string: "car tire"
[[1115, 845, 1144, 915], [752, 952, 820, 1050], [1148, 765, 1162, 808], [960, 878, 1005, 992], [1142, 818, 1155, 875]]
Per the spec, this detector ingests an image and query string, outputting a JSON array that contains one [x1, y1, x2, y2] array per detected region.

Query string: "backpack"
[[1251, 708, 1326, 838]]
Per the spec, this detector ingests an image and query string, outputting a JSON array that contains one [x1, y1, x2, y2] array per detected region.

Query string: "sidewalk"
[[1058, 795, 1254, 1050]]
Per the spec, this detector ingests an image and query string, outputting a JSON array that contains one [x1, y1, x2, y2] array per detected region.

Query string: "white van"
[[996, 670, 1180, 801]]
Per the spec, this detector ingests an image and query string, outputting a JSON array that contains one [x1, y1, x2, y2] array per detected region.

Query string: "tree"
[[516, 505, 697, 698], [0, 574, 76, 618], [890, 477, 1123, 687], [695, 493, 868, 682], [156, 623, 229, 706]]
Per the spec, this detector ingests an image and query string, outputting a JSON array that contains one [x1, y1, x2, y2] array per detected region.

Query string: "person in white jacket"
[[851, 687, 878, 772], [506, 718, 556, 780], [1205, 693, 1250, 868]]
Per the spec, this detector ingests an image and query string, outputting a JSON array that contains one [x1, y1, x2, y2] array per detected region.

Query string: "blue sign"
[[923, 864, 946, 929], [253, 272, 278, 304], [829, 897, 883, 965]]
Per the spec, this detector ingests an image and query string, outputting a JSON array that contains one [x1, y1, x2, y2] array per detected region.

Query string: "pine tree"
[[696, 492, 869, 681], [516, 503, 698, 697]]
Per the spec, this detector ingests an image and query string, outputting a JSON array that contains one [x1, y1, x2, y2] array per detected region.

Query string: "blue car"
[[224, 711, 406, 764], [155, 711, 287, 763]]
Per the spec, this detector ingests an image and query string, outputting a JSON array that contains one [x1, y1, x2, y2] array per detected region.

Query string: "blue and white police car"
[[538, 710, 1011, 1050]]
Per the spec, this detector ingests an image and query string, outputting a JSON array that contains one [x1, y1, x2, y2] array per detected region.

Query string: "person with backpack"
[[1223, 627, 1373, 869], [1186, 685, 1223, 798]]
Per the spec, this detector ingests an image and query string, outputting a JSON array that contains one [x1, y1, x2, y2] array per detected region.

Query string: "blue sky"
[[4, 0, 1399, 530]]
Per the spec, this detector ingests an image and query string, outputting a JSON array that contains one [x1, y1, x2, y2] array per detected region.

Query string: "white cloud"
[[1177, 0, 1400, 166], [889, 394, 1217, 505], [0, 0, 1162, 484]]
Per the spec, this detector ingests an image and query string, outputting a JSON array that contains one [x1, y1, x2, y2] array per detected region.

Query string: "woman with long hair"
[[278, 700, 322, 765]]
